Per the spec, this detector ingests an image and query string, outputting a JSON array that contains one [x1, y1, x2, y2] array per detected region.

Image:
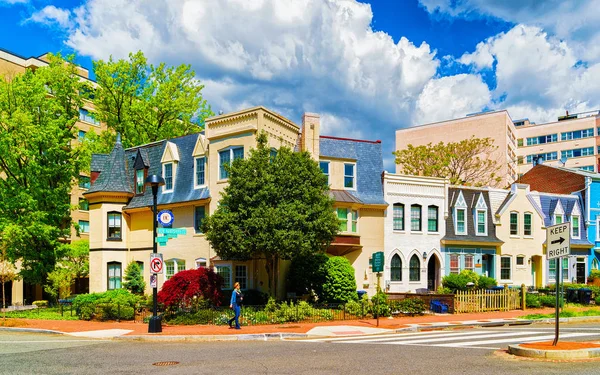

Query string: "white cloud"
[[414, 74, 491, 124], [27, 6, 72, 29], [0, 0, 28, 5]]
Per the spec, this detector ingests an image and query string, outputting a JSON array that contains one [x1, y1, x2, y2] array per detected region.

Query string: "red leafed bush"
[[157, 268, 224, 309]]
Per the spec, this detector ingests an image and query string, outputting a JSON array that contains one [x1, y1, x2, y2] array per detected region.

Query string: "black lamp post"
[[146, 174, 165, 333]]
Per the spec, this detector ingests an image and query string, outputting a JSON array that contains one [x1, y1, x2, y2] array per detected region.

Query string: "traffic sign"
[[157, 228, 187, 235], [372, 251, 384, 273], [157, 210, 174, 226], [546, 222, 571, 259], [150, 274, 157, 288], [150, 253, 164, 274]]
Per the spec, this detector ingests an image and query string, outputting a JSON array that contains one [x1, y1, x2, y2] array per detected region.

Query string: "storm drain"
[[152, 361, 180, 367]]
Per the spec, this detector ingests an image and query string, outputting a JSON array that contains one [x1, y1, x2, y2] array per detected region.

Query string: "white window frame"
[[393, 203, 405, 231], [464, 255, 474, 271], [554, 214, 564, 225], [516, 255, 526, 268], [454, 192, 467, 235], [572, 215, 580, 239], [476, 209, 487, 236], [549, 259, 557, 282], [163, 162, 174, 192], [235, 264, 248, 290], [218, 146, 244, 180], [195, 258, 207, 269], [343, 162, 357, 190], [319, 161, 330, 185], [500, 256, 512, 281], [523, 212, 533, 237], [510, 211, 519, 236], [194, 156, 206, 188], [165, 259, 186, 280], [450, 254, 460, 274], [215, 264, 232, 289]]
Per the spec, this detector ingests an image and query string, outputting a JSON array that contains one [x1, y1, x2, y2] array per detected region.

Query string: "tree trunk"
[[264, 255, 279, 299], [265, 256, 273, 297], [2, 280, 5, 324]]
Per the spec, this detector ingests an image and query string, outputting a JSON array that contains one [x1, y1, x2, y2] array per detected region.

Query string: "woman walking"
[[228, 282, 243, 329]]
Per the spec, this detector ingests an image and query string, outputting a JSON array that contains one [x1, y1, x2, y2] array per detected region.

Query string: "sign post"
[[372, 252, 384, 327], [546, 222, 570, 346]]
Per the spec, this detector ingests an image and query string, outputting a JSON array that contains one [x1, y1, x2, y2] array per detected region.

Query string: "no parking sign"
[[150, 253, 164, 274]]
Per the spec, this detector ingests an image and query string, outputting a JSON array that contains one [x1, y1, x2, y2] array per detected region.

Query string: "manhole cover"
[[152, 361, 180, 367]]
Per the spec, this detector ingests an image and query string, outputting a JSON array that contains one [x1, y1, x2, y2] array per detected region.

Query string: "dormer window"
[[572, 215, 580, 239], [344, 163, 356, 189], [195, 157, 206, 187], [135, 169, 145, 194], [454, 192, 467, 235], [163, 162, 174, 191], [554, 214, 563, 224], [554, 200, 564, 225], [475, 194, 487, 236]]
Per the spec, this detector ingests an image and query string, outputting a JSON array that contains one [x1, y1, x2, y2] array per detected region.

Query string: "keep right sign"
[[546, 222, 571, 259]]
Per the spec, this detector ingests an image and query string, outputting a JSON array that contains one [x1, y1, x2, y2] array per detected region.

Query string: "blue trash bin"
[[566, 288, 578, 303], [578, 288, 592, 305]]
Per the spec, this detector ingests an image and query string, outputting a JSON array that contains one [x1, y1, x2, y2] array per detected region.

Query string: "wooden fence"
[[454, 288, 522, 313]]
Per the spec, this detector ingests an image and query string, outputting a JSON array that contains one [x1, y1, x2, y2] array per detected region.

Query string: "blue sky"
[[1, 0, 599, 170]]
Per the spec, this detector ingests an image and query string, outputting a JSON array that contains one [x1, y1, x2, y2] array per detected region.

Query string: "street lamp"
[[146, 174, 165, 333]]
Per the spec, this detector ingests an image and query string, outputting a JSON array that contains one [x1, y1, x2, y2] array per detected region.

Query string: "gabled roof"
[[520, 164, 587, 195], [442, 187, 503, 244], [319, 136, 386, 205]]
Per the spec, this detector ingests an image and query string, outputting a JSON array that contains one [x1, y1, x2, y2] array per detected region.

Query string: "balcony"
[[327, 235, 362, 256]]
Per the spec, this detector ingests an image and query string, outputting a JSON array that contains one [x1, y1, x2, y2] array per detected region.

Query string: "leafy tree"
[[394, 136, 502, 187], [203, 132, 339, 298], [90, 51, 213, 151], [0, 54, 87, 286], [123, 261, 145, 294], [321, 256, 358, 303], [157, 268, 223, 309], [0, 242, 18, 322], [44, 240, 90, 300], [287, 253, 328, 299]]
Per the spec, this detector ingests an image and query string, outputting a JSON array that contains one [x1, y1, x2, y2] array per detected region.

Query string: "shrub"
[[344, 299, 368, 318], [157, 268, 223, 310], [242, 289, 269, 305], [539, 295, 564, 308], [393, 298, 426, 316], [595, 295, 600, 305], [588, 270, 600, 282], [287, 253, 328, 299], [320, 256, 358, 303], [123, 262, 145, 294], [436, 287, 453, 295], [441, 273, 470, 292], [525, 293, 541, 308], [73, 289, 142, 321], [370, 291, 390, 317], [32, 300, 48, 308], [478, 276, 497, 289]]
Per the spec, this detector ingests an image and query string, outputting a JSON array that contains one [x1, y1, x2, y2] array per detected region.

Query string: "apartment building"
[[395, 109, 600, 187], [0, 48, 105, 304], [85, 107, 386, 298]]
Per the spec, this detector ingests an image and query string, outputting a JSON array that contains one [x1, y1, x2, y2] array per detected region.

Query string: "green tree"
[[287, 253, 328, 300], [0, 54, 87, 286], [394, 136, 502, 186], [320, 256, 358, 303], [123, 261, 146, 294], [90, 51, 213, 151], [203, 132, 339, 298], [44, 240, 90, 300]]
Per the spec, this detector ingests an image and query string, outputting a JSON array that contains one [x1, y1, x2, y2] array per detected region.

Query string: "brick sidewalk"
[[1, 308, 555, 336]]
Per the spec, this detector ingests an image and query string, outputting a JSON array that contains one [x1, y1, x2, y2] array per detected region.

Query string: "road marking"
[[0, 340, 108, 343], [433, 332, 596, 348]]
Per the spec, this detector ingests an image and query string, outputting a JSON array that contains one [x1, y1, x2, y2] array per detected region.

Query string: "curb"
[[532, 316, 600, 324], [508, 344, 600, 359], [115, 332, 309, 342], [396, 319, 534, 332], [0, 327, 65, 335]]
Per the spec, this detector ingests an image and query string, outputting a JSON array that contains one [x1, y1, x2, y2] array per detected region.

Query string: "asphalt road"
[[0, 323, 599, 375]]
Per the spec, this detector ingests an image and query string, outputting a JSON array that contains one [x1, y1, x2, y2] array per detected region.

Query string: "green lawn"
[[521, 308, 600, 320], [2, 307, 79, 321]]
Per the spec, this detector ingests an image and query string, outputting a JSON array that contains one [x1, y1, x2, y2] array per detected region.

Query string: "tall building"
[[395, 109, 600, 186], [85, 107, 386, 298], [0, 48, 106, 304]]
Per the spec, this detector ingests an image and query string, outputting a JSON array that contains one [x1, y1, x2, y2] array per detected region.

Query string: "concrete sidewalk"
[[0, 308, 559, 341]]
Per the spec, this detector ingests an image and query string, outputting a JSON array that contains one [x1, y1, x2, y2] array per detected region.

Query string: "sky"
[[1, 0, 599, 170]]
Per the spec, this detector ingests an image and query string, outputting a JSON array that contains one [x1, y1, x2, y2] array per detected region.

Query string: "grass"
[[2, 307, 79, 321], [520, 308, 600, 320]]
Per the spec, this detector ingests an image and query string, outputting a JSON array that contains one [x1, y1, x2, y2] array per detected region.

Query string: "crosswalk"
[[296, 329, 600, 350]]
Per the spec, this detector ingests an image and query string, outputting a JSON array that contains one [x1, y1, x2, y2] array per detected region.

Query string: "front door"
[[427, 256, 437, 291], [577, 260, 586, 284]]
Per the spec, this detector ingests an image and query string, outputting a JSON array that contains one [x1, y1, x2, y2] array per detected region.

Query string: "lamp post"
[[146, 175, 165, 333]]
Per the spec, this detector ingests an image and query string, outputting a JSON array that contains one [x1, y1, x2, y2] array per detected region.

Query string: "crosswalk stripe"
[[301, 330, 469, 343], [340, 330, 517, 344], [384, 331, 538, 345], [432, 332, 596, 348]]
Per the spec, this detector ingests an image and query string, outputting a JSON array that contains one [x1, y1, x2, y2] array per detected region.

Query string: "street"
[[0, 323, 600, 374]]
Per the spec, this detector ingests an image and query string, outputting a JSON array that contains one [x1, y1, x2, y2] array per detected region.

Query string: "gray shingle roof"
[[329, 189, 362, 204], [90, 154, 108, 172], [536, 194, 591, 246], [319, 136, 386, 205], [86, 138, 132, 194]]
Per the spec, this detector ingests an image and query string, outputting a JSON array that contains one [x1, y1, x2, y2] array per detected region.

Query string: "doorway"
[[1, 281, 11, 307], [427, 256, 439, 291], [576, 257, 586, 284]]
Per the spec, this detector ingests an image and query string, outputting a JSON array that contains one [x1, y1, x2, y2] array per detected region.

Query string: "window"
[[216, 265, 231, 289], [78, 130, 86, 142], [79, 175, 90, 189], [269, 148, 277, 161], [428, 206, 438, 232], [235, 265, 247, 289], [337, 208, 348, 232], [526, 152, 558, 164], [107, 262, 122, 290], [409, 255, 420, 282], [561, 128, 594, 141], [549, 259, 557, 281], [516, 256, 525, 267], [450, 254, 459, 274], [393, 203, 404, 231], [476, 210, 486, 235], [351, 210, 358, 233], [561, 147, 594, 159], [390, 254, 402, 281], [411, 205, 422, 231], [163, 163, 173, 191], [579, 165, 595, 172], [135, 169, 145, 194], [165, 259, 185, 280], [107, 212, 122, 240], [78, 220, 89, 233], [562, 258, 569, 281], [194, 206, 206, 234], [517, 138, 523, 147], [527, 134, 557, 146], [344, 163, 355, 189], [195, 157, 206, 187], [572, 216, 580, 238], [79, 108, 100, 125], [136, 261, 144, 275], [465, 255, 474, 271], [524, 213, 532, 236], [555, 215, 563, 224], [79, 198, 89, 211], [510, 212, 518, 236], [195, 258, 207, 269], [517, 156, 523, 165], [319, 161, 330, 184], [219, 147, 244, 179], [456, 209, 466, 234], [500, 256, 511, 280]]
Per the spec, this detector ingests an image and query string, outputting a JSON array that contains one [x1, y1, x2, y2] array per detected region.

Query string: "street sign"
[[155, 236, 168, 244], [546, 222, 571, 259], [150, 274, 157, 288], [150, 253, 164, 274], [157, 228, 187, 235], [372, 251, 384, 273], [157, 210, 174, 226]]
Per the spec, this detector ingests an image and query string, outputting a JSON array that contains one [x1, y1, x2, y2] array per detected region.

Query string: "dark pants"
[[228, 305, 241, 328]]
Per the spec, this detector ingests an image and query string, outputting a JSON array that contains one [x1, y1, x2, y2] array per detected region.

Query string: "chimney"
[[301, 113, 320, 160]]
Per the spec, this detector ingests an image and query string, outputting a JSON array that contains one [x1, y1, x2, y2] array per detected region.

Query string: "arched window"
[[391, 254, 402, 281], [409, 254, 420, 282], [592, 258, 599, 270]]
